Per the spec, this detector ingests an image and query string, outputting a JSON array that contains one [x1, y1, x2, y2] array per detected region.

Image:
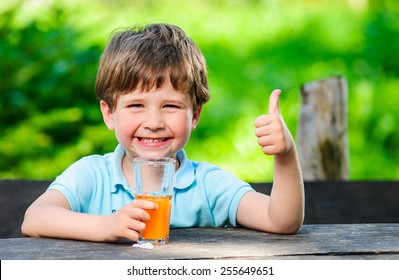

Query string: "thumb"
[[268, 89, 281, 114]]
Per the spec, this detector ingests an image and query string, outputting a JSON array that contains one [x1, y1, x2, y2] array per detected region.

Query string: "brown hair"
[[95, 23, 210, 111]]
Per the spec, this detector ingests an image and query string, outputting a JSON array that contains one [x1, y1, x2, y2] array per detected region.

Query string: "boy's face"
[[100, 79, 201, 161]]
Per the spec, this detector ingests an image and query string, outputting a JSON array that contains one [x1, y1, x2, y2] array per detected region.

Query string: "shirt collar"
[[111, 144, 128, 193], [174, 149, 196, 190]]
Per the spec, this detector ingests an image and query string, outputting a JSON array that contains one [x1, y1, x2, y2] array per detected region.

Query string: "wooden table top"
[[1, 224, 399, 260]]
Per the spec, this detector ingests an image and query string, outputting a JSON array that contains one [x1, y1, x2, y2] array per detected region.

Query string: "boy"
[[22, 23, 304, 242]]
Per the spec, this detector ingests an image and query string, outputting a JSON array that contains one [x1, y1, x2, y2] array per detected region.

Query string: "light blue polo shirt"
[[48, 145, 254, 227]]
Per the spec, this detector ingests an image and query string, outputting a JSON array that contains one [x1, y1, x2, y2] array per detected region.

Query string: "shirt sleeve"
[[201, 165, 254, 227], [47, 157, 100, 213]]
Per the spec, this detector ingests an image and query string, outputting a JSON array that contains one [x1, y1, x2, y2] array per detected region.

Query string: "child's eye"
[[128, 104, 143, 108], [164, 104, 180, 109]]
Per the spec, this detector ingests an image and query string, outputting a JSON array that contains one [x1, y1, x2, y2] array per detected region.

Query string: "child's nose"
[[143, 110, 165, 130]]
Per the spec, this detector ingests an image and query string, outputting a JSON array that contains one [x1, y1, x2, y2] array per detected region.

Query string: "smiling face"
[[101, 78, 201, 163]]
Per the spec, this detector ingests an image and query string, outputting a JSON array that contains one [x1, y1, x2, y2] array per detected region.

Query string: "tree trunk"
[[297, 76, 349, 180]]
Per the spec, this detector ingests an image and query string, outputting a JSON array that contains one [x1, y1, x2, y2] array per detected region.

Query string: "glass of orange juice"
[[133, 157, 175, 245]]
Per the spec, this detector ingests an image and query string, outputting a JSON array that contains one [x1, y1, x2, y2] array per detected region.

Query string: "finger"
[[128, 219, 147, 233], [124, 222, 143, 241], [255, 125, 272, 137], [254, 115, 268, 128], [257, 134, 274, 147], [268, 89, 282, 115], [131, 199, 158, 210]]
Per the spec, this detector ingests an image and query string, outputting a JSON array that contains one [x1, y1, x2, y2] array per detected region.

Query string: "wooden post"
[[297, 76, 349, 180]]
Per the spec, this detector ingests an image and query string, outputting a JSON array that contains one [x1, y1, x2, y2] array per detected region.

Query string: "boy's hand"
[[254, 89, 294, 156], [103, 199, 157, 242]]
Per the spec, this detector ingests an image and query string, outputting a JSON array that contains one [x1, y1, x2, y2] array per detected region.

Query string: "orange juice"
[[135, 194, 172, 244]]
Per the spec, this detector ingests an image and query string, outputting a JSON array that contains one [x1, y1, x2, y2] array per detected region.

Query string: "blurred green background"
[[1, 0, 398, 182]]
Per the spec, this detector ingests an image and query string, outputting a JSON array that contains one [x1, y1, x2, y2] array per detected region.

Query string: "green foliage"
[[0, 0, 398, 181], [0, 3, 112, 178]]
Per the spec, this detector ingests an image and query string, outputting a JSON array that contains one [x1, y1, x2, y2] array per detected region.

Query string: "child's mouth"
[[139, 138, 167, 144]]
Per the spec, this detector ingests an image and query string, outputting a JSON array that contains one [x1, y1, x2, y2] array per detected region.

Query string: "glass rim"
[[133, 156, 176, 164]]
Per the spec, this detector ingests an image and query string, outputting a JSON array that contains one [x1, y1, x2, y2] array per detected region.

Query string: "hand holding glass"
[[132, 157, 175, 245]]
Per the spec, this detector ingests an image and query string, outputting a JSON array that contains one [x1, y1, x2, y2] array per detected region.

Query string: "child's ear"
[[191, 106, 202, 130], [100, 100, 115, 131]]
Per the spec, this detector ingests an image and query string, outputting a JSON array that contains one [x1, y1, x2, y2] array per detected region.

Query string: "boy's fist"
[[254, 89, 293, 155]]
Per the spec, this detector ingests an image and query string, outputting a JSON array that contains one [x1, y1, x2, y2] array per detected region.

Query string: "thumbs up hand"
[[254, 89, 294, 156]]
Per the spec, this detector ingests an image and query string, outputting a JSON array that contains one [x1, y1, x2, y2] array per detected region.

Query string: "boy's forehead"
[[129, 84, 183, 95], [118, 86, 191, 102]]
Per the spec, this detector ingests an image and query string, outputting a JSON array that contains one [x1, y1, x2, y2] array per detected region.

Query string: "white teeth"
[[141, 138, 165, 143]]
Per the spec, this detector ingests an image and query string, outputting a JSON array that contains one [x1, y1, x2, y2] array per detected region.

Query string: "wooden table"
[[1, 224, 399, 260]]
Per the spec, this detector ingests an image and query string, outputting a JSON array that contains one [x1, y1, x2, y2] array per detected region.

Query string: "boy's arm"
[[236, 89, 304, 234], [21, 189, 157, 242]]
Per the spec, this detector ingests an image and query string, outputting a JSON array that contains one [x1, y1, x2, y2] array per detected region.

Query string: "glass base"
[[139, 236, 169, 245]]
